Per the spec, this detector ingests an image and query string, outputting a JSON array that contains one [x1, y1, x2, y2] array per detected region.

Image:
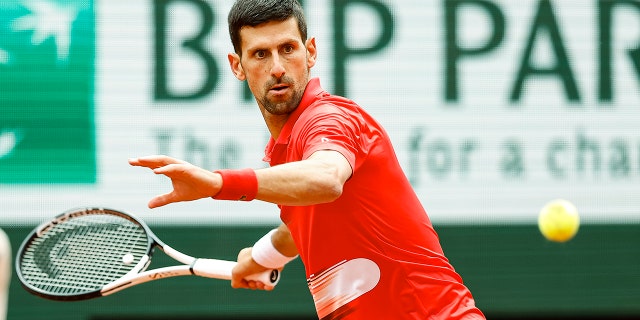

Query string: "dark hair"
[[228, 0, 307, 54]]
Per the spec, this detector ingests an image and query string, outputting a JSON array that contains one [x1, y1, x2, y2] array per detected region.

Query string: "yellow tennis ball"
[[538, 199, 580, 242]]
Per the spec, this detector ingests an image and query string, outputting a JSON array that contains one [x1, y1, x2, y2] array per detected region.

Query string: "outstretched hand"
[[128, 155, 222, 208]]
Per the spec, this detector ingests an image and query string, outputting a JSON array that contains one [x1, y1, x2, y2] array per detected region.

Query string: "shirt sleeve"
[[294, 104, 359, 169]]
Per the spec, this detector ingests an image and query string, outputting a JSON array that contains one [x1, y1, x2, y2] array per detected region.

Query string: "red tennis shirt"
[[264, 78, 485, 320]]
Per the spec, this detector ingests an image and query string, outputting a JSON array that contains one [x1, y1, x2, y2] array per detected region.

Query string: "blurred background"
[[1, 0, 639, 319]]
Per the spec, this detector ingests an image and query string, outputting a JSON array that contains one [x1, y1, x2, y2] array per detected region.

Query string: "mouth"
[[269, 83, 290, 94]]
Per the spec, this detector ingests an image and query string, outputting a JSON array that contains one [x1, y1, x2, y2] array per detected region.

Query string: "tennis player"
[[130, 0, 485, 318], [0, 228, 10, 320]]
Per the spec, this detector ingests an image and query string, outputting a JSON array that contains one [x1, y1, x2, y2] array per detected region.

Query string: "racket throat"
[[100, 254, 151, 296], [101, 263, 194, 297]]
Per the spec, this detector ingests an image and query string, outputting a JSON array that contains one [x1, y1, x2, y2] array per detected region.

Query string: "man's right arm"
[[231, 223, 298, 290]]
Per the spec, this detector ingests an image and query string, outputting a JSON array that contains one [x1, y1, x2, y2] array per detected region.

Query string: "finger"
[[152, 163, 183, 176], [127, 158, 142, 166], [247, 280, 273, 291], [147, 193, 175, 208], [231, 278, 250, 289], [129, 155, 182, 168], [128, 157, 164, 169], [231, 277, 272, 291], [259, 282, 274, 291]]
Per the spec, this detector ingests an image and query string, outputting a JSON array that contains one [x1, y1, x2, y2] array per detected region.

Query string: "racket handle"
[[191, 258, 281, 287]]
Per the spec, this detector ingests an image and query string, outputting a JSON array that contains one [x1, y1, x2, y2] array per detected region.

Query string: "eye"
[[283, 45, 294, 54], [255, 50, 266, 59]]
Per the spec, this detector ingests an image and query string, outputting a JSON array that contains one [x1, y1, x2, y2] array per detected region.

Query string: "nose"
[[270, 54, 286, 78]]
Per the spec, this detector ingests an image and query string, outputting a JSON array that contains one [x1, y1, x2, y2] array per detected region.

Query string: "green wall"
[[2, 224, 639, 319]]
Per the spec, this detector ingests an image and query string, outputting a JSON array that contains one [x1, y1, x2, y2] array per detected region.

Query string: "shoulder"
[[302, 94, 363, 123]]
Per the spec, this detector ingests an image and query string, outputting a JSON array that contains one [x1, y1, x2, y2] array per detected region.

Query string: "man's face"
[[229, 17, 316, 116]]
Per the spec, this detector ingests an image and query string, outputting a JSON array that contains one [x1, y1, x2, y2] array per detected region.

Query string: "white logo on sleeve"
[[307, 258, 380, 319], [321, 137, 331, 143]]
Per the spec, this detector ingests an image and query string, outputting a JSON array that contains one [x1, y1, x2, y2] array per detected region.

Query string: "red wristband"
[[212, 168, 258, 201]]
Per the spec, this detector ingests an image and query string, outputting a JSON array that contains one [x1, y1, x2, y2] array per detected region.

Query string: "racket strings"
[[20, 213, 149, 296]]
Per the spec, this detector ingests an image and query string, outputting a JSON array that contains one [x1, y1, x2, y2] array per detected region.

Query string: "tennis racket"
[[16, 207, 280, 301]]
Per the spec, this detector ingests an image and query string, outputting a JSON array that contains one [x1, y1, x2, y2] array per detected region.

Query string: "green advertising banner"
[[0, 0, 638, 226], [0, 0, 95, 184], [1, 3, 639, 320]]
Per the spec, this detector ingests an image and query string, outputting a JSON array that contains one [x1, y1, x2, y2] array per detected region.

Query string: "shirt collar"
[[262, 78, 325, 163], [274, 77, 324, 145]]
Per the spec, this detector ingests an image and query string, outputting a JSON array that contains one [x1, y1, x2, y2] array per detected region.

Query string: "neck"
[[260, 107, 290, 141]]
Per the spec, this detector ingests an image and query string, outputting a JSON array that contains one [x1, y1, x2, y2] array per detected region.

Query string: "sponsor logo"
[[0, 0, 95, 183]]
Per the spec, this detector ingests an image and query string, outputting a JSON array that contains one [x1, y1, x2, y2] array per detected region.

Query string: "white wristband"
[[252, 229, 297, 269]]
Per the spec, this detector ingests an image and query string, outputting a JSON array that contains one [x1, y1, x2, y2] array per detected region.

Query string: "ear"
[[306, 37, 317, 68], [228, 53, 246, 81]]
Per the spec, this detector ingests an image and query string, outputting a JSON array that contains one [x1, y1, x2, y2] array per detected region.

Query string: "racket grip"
[[191, 258, 281, 287]]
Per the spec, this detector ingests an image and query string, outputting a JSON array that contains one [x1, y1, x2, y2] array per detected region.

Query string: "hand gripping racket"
[[15, 207, 280, 301]]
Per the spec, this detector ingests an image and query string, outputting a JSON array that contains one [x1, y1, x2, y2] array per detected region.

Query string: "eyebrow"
[[245, 37, 301, 55]]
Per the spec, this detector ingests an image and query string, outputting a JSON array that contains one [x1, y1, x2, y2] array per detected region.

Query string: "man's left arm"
[[254, 150, 353, 206]]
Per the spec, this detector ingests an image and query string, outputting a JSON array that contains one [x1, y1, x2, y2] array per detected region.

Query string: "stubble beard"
[[259, 75, 306, 116]]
